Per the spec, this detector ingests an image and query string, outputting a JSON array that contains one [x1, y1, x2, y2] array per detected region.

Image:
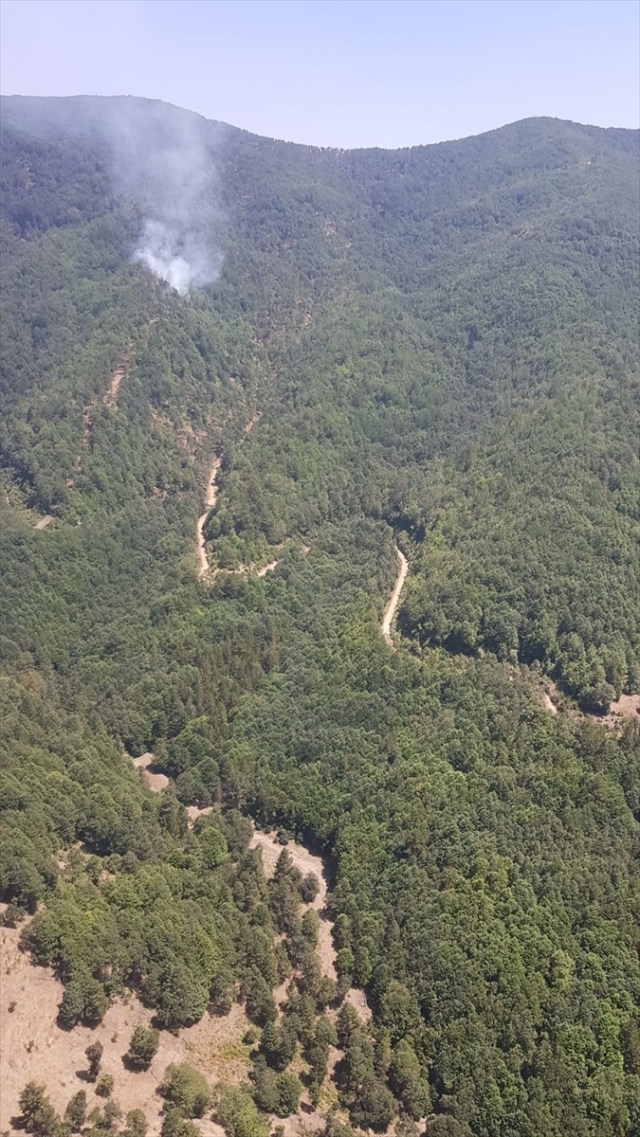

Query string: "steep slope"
[[1, 97, 639, 1137]]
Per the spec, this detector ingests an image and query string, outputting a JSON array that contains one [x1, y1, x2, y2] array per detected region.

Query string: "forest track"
[[197, 457, 222, 579], [250, 830, 337, 984], [196, 412, 263, 580], [381, 545, 408, 642]]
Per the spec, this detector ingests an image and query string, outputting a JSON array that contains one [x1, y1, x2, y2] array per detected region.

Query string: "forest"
[[0, 95, 639, 1137]]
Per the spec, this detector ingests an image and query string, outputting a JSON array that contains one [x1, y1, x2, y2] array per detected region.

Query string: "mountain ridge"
[[2, 91, 638, 152]]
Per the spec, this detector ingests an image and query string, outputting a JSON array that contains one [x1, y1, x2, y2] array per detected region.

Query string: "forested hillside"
[[1, 96, 639, 1137]]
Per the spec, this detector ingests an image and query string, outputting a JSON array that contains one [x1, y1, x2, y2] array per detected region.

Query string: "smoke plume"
[[0, 96, 224, 295], [107, 98, 222, 293], [111, 100, 222, 295], [133, 219, 216, 295]]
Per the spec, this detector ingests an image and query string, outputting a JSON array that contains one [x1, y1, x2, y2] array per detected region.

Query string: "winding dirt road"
[[196, 457, 221, 579], [250, 829, 371, 1026], [382, 545, 408, 642], [251, 831, 336, 983]]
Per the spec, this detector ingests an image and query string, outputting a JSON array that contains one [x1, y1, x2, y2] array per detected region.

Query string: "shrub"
[[96, 1074, 114, 1098]]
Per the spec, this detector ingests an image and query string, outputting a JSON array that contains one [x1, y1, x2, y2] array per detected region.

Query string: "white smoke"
[[132, 219, 218, 296], [1, 96, 224, 296], [109, 100, 223, 295]]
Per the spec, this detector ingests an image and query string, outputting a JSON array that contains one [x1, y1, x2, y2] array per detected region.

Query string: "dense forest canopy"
[[1, 96, 639, 1137]]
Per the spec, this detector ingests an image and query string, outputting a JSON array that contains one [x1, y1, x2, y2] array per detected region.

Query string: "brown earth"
[[543, 683, 559, 715], [250, 832, 337, 984], [256, 560, 279, 578], [248, 831, 370, 1137], [132, 753, 169, 793], [196, 458, 222, 580], [543, 692, 558, 715], [0, 921, 249, 1135], [381, 547, 408, 643], [104, 363, 127, 411], [596, 692, 640, 730], [186, 805, 214, 825], [1, 821, 369, 1137], [243, 411, 262, 434], [197, 412, 262, 581], [541, 683, 640, 730]]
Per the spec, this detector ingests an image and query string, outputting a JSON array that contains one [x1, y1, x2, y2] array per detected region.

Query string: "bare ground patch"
[[197, 458, 222, 580], [2, 826, 371, 1136], [132, 753, 169, 793], [0, 924, 251, 1134], [540, 681, 640, 731], [104, 363, 127, 411], [595, 692, 640, 730], [249, 831, 371, 1000]]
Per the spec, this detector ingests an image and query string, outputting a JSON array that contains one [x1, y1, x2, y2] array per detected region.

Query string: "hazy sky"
[[1, 0, 638, 148]]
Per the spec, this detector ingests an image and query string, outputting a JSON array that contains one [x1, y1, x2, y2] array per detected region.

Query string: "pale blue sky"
[[1, 0, 638, 148]]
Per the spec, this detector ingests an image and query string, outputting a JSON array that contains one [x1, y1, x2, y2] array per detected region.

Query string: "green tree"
[[322, 1114, 355, 1137], [162, 1064, 211, 1119], [161, 1106, 199, 1137], [101, 1099, 121, 1130], [85, 1041, 104, 1083], [96, 1074, 114, 1098], [64, 1091, 87, 1132], [251, 1059, 278, 1113], [122, 1110, 148, 1137], [215, 1085, 269, 1137], [379, 981, 415, 1043], [274, 1072, 302, 1118], [350, 1074, 397, 1132], [242, 967, 276, 1026], [621, 1018, 640, 1075], [300, 909, 319, 948], [336, 1004, 361, 1050], [17, 1083, 59, 1137], [305, 1016, 337, 1103], [152, 958, 210, 1031], [300, 873, 320, 903], [389, 1039, 429, 1120], [125, 1024, 160, 1071]]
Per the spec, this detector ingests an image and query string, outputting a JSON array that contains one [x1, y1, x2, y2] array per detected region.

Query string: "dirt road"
[[250, 831, 337, 982], [197, 457, 221, 578], [381, 546, 408, 642]]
